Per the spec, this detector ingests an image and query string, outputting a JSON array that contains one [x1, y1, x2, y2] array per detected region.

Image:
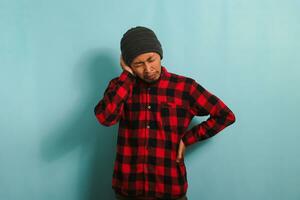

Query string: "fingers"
[[120, 55, 135, 76], [176, 150, 184, 162], [120, 55, 126, 68], [176, 140, 186, 163]]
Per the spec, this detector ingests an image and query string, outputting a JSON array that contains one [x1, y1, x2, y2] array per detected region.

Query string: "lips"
[[145, 74, 156, 79]]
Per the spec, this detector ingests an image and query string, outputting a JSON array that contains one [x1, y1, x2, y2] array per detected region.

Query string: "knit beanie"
[[120, 26, 163, 66]]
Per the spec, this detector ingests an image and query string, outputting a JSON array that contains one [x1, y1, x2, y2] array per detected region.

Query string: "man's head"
[[120, 26, 163, 83]]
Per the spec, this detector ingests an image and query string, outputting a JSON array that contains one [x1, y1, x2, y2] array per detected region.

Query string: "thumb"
[[176, 148, 184, 163], [176, 140, 185, 163]]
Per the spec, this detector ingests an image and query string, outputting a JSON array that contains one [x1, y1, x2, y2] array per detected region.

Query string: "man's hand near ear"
[[120, 55, 135, 76]]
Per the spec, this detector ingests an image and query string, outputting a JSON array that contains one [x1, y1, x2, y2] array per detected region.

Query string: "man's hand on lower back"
[[176, 139, 186, 163]]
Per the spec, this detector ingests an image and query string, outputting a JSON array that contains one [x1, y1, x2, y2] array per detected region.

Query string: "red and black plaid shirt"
[[94, 66, 236, 199]]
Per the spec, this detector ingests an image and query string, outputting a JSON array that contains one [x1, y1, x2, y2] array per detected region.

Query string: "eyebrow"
[[133, 56, 154, 65]]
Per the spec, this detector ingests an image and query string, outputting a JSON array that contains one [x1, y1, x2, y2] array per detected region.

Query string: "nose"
[[144, 62, 152, 73]]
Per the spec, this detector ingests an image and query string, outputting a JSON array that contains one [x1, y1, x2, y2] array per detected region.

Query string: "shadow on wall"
[[39, 48, 121, 200]]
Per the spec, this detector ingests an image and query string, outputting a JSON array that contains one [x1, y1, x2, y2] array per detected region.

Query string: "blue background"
[[1, 0, 299, 199]]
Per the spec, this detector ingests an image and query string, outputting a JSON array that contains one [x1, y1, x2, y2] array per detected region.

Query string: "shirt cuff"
[[119, 70, 135, 82], [181, 130, 197, 147]]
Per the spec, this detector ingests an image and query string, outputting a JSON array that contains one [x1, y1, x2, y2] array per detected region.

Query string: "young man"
[[94, 26, 236, 200]]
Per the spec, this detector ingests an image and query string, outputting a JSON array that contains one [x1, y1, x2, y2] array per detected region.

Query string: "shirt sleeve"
[[181, 79, 236, 147], [94, 70, 135, 126]]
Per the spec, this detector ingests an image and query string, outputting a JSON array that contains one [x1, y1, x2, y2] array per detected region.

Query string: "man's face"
[[130, 52, 162, 83]]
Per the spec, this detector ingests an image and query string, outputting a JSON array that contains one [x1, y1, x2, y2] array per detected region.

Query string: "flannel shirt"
[[94, 66, 236, 199]]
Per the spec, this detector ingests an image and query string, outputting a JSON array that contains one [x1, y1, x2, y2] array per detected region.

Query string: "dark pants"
[[115, 193, 188, 200]]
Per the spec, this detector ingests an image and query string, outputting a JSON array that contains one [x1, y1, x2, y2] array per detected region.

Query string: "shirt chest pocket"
[[159, 102, 187, 133]]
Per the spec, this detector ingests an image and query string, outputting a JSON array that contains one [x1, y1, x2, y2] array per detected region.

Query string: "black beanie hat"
[[120, 26, 163, 66]]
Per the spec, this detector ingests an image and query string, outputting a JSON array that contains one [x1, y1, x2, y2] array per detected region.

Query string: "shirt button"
[[147, 105, 151, 110], [146, 125, 150, 129]]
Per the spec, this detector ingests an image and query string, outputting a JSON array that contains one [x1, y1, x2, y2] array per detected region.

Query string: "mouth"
[[145, 73, 156, 79]]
